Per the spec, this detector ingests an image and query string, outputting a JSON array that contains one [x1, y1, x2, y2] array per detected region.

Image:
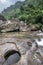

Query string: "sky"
[[0, 0, 25, 13]]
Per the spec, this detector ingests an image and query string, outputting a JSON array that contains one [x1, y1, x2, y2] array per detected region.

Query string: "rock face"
[[0, 20, 20, 32], [0, 36, 43, 65], [0, 18, 42, 32], [19, 21, 27, 32], [0, 16, 43, 32], [0, 20, 27, 32]]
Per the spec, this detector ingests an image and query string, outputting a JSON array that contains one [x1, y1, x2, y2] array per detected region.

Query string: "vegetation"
[[1, 0, 43, 28]]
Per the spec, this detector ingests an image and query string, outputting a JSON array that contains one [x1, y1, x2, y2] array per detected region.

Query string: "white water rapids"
[[36, 38, 43, 46]]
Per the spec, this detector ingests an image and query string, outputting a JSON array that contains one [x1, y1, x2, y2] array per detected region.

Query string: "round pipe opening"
[[4, 50, 21, 65]]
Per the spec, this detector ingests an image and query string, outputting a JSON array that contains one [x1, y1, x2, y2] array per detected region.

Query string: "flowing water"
[[36, 38, 43, 46]]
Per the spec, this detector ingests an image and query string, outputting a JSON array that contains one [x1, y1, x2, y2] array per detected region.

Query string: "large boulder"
[[1, 20, 20, 32]]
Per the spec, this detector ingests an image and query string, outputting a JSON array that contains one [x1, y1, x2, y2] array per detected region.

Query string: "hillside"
[[2, 1, 23, 20], [1, 0, 43, 28]]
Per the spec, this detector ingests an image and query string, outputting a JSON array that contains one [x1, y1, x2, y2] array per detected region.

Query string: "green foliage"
[[1, 0, 43, 26]]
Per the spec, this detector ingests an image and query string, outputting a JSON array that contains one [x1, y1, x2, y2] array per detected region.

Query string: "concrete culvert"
[[4, 50, 21, 65]]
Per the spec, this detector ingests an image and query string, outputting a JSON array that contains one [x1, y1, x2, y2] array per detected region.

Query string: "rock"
[[20, 21, 27, 32], [0, 36, 43, 65], [0, 20, 28, 32]]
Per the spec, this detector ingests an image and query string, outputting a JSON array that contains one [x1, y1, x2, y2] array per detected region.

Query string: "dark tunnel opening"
[[4, 50, 21, 65]]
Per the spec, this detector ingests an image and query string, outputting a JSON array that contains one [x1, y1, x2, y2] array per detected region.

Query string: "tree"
[[35, 15, 43, 24]]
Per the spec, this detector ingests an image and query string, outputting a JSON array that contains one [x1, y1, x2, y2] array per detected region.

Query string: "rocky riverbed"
[[0, 32, 43, 65]]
